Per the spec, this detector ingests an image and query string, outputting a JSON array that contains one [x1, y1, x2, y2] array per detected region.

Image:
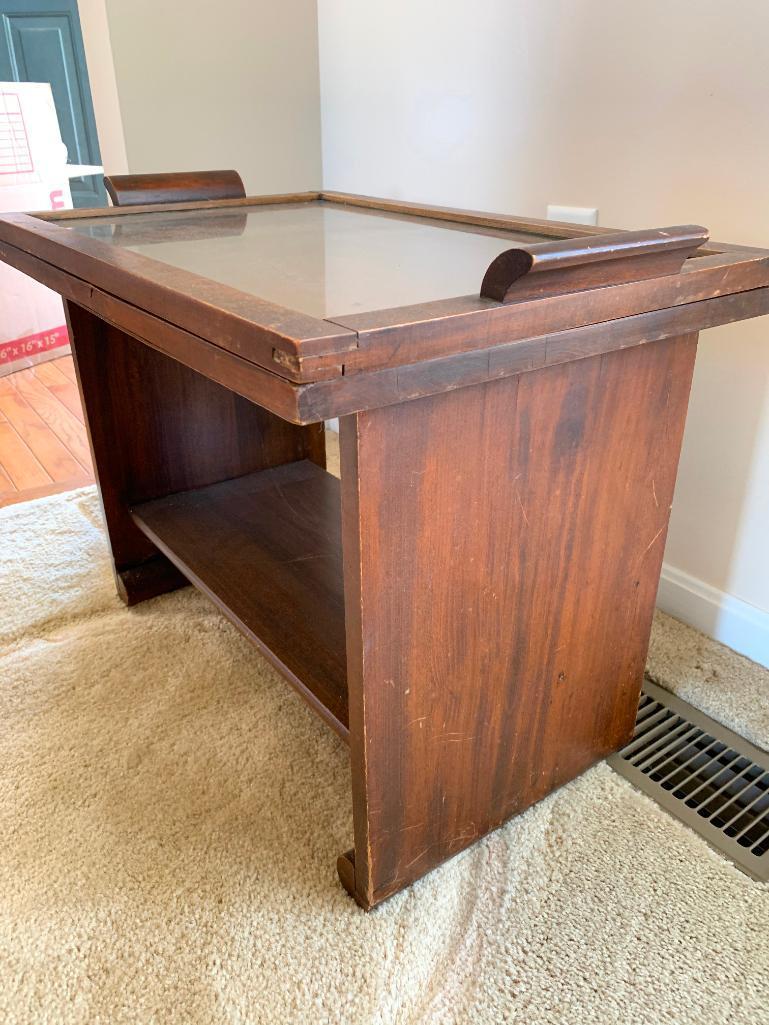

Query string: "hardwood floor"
[[0, 354, 94, 508]]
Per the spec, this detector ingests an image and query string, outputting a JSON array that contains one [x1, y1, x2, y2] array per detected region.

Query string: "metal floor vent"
[[608, 679, 769, 881]]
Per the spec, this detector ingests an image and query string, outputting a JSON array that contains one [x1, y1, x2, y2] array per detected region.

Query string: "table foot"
[[115, 555, 188, 606], [336, 850, 367, 908]]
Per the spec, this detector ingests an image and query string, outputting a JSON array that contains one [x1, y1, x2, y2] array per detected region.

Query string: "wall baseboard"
[[657, 563, 769, 669]]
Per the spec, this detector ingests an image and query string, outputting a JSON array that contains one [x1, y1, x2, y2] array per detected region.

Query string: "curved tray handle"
[[481, 225, 709, 303], [104, 169, 246, 208]]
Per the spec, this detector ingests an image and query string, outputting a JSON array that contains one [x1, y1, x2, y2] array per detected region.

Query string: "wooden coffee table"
[[1, 170, 767, 909]]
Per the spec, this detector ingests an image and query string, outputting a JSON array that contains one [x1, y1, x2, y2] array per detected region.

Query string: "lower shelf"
[[130, 459, 349, 737]]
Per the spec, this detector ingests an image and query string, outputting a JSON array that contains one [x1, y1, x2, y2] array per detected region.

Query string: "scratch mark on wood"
[[641, 523, 665, 559]]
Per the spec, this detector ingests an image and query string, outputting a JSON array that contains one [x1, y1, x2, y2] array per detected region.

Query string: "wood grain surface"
[[3, 236, 766, 427], [339, 333, 698, 908], [104, 169, 246, 207], [132, 460, 348, 737], [0, 200, 767, 386], [480, 225, 708, 302], [299, 286, 769, 423], [2, 189, 767, 910], [0, 356, 93, 506], [65, 301, 325, 603]]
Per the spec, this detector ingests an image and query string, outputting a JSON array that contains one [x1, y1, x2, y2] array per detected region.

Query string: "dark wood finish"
[[319, 190, 735, 258], [2, 186, 768, 910], [321, 189, 613, 240], [338, 333, 698, 909], [38, 239, 769, 425], [131, 460, 348, 738], [480, 225, 708, 302], [0, 240, 324, 421], [0, 213, 358, 371], [1, 234, 767, 425], [326, 250, 769, 379], [114, 554, 188, 606], [38, 191, 321, 221], [65, 301, 325, 602], [104, 169, 246, 207], [298, 285, 769, 422], [0, 198, 766, 385]]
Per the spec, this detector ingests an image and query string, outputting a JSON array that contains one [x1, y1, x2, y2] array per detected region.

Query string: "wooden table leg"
[[65, 301, 325, 605], [337, 333, 698, 909]]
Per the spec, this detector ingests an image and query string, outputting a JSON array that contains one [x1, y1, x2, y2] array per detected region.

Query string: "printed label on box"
[[0, 83, 75, 376]]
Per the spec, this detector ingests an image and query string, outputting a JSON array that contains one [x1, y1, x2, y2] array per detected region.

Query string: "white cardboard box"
[[0, 83, 100, 377]]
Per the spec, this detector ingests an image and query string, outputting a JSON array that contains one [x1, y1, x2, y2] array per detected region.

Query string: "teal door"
[[0, 0, 105, 207]]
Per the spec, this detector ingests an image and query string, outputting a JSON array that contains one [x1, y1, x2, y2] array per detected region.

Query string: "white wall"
[[102, 0, 322, 193], [78, 0, 129, 176], [318, 0, 769, 664]]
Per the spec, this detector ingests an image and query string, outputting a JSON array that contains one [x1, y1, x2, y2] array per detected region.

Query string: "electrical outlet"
[[546, 204, 599, 226]]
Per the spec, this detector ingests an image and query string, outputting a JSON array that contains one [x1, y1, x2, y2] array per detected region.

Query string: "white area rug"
[[2, 462, 768, 1023]]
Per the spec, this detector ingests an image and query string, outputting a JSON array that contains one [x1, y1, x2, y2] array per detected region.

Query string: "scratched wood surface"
[[338, 333, 698, 908]]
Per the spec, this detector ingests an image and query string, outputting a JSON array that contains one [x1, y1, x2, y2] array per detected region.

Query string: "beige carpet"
[[2, 444, 769, 1024]]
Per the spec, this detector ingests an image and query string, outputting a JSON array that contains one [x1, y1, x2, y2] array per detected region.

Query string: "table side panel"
[[340, 333, 698, 908], [66, 301, 324, 603]]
